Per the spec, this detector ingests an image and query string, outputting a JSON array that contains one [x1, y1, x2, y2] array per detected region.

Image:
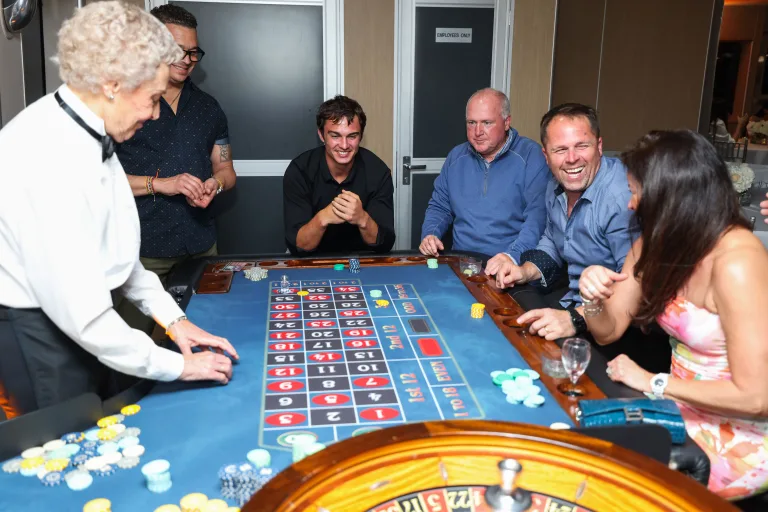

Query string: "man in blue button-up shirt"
[[490, 104, 636, 340]]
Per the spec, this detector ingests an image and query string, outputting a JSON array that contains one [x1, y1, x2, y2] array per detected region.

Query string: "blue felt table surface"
[[0, 265, 571, 511]]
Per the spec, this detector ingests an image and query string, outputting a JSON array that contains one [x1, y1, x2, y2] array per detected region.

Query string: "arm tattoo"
[[219, 145, 232, 163]]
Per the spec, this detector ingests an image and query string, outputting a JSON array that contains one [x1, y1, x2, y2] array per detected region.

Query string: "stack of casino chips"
[[141, 459, 172, 493], [369, 290, 383, 299], [470, 303, 485, 319], [244, 267, 267, 281], [218, 461, 273, 506], [426, 258, 438, 269], [349, 258, 361, 273], [492, 368, 546, 407]]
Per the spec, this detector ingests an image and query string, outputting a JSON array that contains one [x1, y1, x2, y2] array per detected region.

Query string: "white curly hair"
[[55, 1, 183, 93]]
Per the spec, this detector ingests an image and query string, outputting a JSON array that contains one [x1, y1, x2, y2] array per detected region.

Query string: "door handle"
[[402, 156, 427, 185]]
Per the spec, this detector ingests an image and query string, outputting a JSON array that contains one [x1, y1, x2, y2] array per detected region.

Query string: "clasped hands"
[[321, 190, 368, 226], [154, 173, 219, 208]]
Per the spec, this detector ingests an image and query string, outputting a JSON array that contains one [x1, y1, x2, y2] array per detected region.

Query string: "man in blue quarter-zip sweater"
[[419, 88, 549, 271]]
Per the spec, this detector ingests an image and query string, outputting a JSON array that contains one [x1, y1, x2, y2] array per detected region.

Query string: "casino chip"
[[297, 291, 309, 296], [369, 290, 382, 298], [123, 427, 142, 438], [96, 428, 117, 441], [83, 498, 111, 512], [21, 447, 45, 459], [205, 499, 229, 512], [102, 451, 123, 466], [122, 445, 145, 458], [120, 404, 141, 416], [426, 258, 438, 269], [41, 471, 63, 487], [43, 439, 67, 452], [470, 303, 485, 319], [96, 416, 119, 428], [44, 458, 70, 472], [154, 506, 182, 512], [61, 432, 85, 444], [108, 423, 126, 436], [65, 469, 93, 491], [349, 258, 361, 274], [180, 492, 208, 512], [375, 299, 390, 308], [550, 422, 571, 430], [2, 458, 23, 474], [333, 263, 344, 271], [117, 456, 140, 469]]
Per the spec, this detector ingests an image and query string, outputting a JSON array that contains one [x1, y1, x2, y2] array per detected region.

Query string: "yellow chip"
[[375, 299, 390, 307], [297, 291, 309, 296], [45, 458, 69, 471], [83, 498, 111, 512], [120, 404, 141, 416], [471, 303, 485, 310], [180, 493, 208, 512], [96, 416, 118, 428], [96, 428, 117, 441], [204, 500, 229, 512], [20, 457, 44, 469], [154, 506, 182, 512]]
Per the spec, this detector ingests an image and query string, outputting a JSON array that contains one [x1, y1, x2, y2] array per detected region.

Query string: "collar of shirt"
[[470, 129, 517, 168], [57, 84, 108, 137], [553, 155, 612, 206], [320, 150, 361, 185]]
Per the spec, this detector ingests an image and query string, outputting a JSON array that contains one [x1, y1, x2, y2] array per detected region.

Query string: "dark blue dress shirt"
[[116, 79, 229, 258]]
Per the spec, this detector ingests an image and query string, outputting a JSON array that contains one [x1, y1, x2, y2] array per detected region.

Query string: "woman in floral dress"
[[579, 130, 768, 501]]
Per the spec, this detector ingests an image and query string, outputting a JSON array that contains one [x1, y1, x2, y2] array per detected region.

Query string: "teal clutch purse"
[[577, 398, 687, 444]]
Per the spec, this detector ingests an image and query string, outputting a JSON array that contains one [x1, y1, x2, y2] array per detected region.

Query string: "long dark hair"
[[621, 130, 751, 325]]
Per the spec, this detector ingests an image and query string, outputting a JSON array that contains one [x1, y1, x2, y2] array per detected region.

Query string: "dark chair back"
[[711, 138, 749, 163]]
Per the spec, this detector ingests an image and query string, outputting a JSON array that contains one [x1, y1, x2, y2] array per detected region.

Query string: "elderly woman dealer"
[[0, 2, 238, 419]]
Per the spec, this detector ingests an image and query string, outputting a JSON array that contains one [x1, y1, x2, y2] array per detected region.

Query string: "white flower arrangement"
[[748, 120, 768, 136], [728, 162, 754, 193]]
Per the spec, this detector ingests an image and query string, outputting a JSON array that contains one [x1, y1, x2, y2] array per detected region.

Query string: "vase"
[[739, 189, 752, 206]]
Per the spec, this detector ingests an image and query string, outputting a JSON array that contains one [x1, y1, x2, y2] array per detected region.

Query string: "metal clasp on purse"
[[624, 407, 644, 423]]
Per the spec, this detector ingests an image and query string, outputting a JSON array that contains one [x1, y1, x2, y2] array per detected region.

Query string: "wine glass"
[[557, 337, 591, 397]]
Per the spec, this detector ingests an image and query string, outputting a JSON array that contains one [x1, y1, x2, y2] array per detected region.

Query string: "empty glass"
[[558, 337, 591, 397]]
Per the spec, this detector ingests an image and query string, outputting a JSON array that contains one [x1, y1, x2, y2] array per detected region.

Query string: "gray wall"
[[43, 0, 79, 93]]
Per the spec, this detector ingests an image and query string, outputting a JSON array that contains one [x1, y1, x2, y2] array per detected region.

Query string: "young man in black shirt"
[[283, 96, 395, 255]]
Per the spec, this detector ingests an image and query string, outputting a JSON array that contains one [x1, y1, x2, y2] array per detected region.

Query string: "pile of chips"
[[492, 368, 546, 407], [426, 258, 438, 269], [349, 258, 361, 274], [470, 303, 485, 319], [2, 404, 146, 492], [153, 492, 239, 512], [141, 459, 172, 493], [244, 267, 267, 282], [290, 435, 325, 463], [218, 462, 273, 507]]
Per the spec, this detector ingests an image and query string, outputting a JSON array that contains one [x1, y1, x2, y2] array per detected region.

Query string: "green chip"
[[492, 373, 513, 386], [370, 290, 383, 298], [511, 370, 530, 379], [333, 264, 345, 271], [490, 370, 505, 378]]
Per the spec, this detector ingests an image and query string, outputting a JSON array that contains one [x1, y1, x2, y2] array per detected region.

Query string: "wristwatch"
[[650, 373, 670, 397], [567, 306, 587, 335]]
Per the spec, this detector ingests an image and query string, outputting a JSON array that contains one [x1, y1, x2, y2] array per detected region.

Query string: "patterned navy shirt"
[[116, 79, 229, 258]]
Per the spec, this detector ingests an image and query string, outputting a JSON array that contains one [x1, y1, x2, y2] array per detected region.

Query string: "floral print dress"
[[657, 297, 768, 500]]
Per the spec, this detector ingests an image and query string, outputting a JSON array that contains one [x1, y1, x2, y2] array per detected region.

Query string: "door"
[[394, 0, 513, 250]]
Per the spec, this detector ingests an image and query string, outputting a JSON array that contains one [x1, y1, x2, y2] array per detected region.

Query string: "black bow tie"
[[55, 91, 116, 162]]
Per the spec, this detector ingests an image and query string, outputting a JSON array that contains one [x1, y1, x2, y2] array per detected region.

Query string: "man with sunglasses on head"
[[116, 4, 236, 334]]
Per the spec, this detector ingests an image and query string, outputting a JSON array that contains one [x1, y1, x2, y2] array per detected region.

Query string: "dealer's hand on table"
[[606, 354, 652, 393], [516, 308, 575, 341], [332, 190, 367, 226], [579, 265, 627, 301], [487, 257, 524, 289], [419, 235, 444, 257], [180, 351, 233, 384], [168, 319, 240, 361]]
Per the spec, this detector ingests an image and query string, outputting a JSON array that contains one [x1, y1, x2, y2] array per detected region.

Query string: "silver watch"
[[650, 373, 669, 397]]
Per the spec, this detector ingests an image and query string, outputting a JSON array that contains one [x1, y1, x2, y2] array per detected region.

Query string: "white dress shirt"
[[0, 85, 185, 381]]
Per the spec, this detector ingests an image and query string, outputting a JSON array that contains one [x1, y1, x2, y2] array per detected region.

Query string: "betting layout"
[[260, 278, 484, 449]]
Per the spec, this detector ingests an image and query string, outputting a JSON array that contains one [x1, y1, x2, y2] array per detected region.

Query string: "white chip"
[[122, 445, 145, 458], [42, 440, 66, 452], [21, 447, 45, 459], [550, 422, 571, 430], [84, 456, 107, 471], [108, 423, 126, 435], [102, 451, 123, 465]]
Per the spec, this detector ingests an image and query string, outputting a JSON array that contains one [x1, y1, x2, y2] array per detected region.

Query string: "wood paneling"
[[509, 0, 557, 141], [551, 0, 605, 109], [597, 0, 715, 151], [344, 0, 395, 170]]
